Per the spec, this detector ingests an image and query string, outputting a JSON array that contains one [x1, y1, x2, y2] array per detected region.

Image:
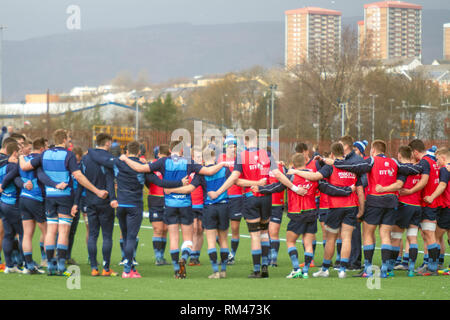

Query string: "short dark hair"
[[159, 144, 170, 156], [127, 141, 140, 155], [6, 141, 19, 155], [96, 133, 112, 147], [32, 138, 46, 150], [295, 142, 308, 153], [2, 137, 16, 148], [339, 135, 354, 148], [10, 133, 26, 141], [331, 142, 344, 157], [408, 139, 425, 153], [371, 140, 386, 154], [398, 146, 412, 159]]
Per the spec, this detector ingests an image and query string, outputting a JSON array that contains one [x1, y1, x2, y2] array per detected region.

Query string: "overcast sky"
[[1, 0, 449, 40]]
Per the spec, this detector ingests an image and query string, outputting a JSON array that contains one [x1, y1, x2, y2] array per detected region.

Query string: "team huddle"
[[0, 128, 448, 280]]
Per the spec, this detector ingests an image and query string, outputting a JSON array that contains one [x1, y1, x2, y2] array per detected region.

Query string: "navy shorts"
[[422, 207, 438, 222], [228, 197, 243, 221], [203, 203, 229, 231], [20, 197, 46, 223], [396, 203, 421, 229], [165, 206, 194, 225], [318, 208, 329, 223], [270, 206, 284, 224], [0, 205, 3, 219], [243, 195, 272, 221], [437, 208, 450, 230], [45, 196, 73, 218], [287, 218, 317, 235], [149, 206, 166, 223], [192, 208, 203, 221], [326, 207, 357, 229], [363, 206, 396, 226]]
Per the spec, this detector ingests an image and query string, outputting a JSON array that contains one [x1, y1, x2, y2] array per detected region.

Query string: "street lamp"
[[339, 102, 347, 137], [21, 100, 25, 129], [269, 84, 277, 133], [130, 90, 142, 140], [369, 94, 378, 141]]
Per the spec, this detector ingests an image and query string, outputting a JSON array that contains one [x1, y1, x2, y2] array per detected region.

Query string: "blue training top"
[[203, 166, 230, 205], [31, 146, 79, 198]]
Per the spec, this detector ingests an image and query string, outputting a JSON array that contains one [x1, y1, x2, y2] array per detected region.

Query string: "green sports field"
[[1, 213, 449, 300]]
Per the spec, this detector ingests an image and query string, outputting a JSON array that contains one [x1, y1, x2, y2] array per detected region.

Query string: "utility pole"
[[270, 84, 277, 133], [135, 98, 139, 141], [340, 102, 347, 137], [0, 25, 7, 107]]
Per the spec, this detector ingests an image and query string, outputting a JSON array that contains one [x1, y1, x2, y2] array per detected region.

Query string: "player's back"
[[327, 166, 358, 208], [287, 172, 318, 215], [114, 157, 145, 207], [41, 147, 73, 197], [237, 148, 271, 197], [420, 155, 440, 208], [19, 153, 44, 202], [204, 166, 230, 205]]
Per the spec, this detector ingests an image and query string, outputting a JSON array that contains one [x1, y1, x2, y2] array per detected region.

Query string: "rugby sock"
[[390, 246, 401, 271], [322, 259, 332, 271], [312, 240, 317, 257], [251, 249, 262, 272], [340, 258, 349, 273], [119, 239, 125, 259], [261, 241, 270, 266], [381, 244, 392, 274], [427, 244, 439, 272], [288, 247, 299, 271], [231, 238, 239, 256], [363, 244, 375, 274], [170, 249, 180, 272], [220, 248, 229, 272], [208, 248, 219, 273], [191, 251, 201, 261], [133, 237, 139, 259], [409, 244, 418, 272], [45, 245, 56, 270], [24, 252, 33, 269], [395, 254, 402, 265], [423, 254, 429, 266], [303, 252, 313, 274], [402, 253, 410, 267], [152, 237, 163, 260], [57, 244, 68, 272], [270, 239, 280, 263], [336, 239, 342, 263], [40, 242, 46, 261], [181, 247, 192, 262]]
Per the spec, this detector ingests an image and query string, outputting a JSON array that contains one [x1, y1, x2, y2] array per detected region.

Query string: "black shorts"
[[45, 196, 74, 218], [318, 208, 329, 223], [287, 218, 317, 235], [270, 206, 284, 224], [20, 197, 46, 223], [203, 203, 229, 231], [422, 207, 438, 222], [243, 195, 272, 221], [228, 197, 243, 221], [437, 208, 450, 230], [192, 208, 203, 222], [149, 206, 166, 223], [396, 203, 421, 229], [165, 206, 194, 225], [363, 206, 396, 226], [326, 207, 357, 229]]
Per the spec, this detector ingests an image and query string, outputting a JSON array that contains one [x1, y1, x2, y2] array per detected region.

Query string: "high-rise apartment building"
[[285, 7, 342, 67], [363, 1, 422, 60]]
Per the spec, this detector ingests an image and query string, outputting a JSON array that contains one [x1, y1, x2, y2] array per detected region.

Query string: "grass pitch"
[[1, 213, 449, 300]]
